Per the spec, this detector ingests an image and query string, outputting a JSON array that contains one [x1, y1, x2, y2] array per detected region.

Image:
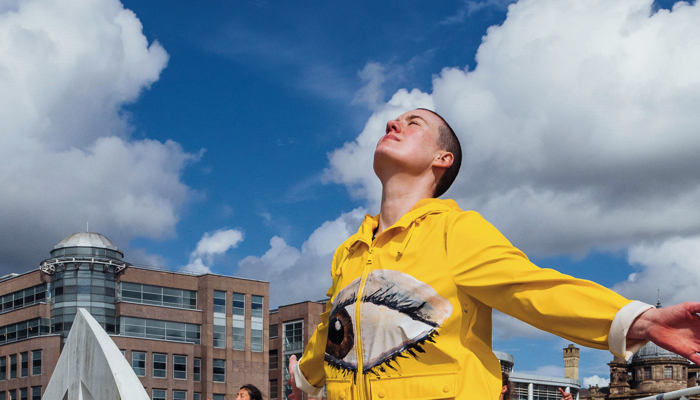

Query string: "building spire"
[[656, 289, 662, 309]]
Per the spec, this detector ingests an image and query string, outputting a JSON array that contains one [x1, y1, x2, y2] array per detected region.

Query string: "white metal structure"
[[42, 308, 149, 400]]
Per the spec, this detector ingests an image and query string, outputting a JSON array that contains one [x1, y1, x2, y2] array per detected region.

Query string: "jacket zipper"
[[354, 245, 373, 400]]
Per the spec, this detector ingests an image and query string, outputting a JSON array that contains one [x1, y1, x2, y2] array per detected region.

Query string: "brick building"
[[0, 231, 269, 400], [269, 300, 326, 400]]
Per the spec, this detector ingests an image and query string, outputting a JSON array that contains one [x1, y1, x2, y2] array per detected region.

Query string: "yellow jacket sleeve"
[[446, 211, 632, 349]]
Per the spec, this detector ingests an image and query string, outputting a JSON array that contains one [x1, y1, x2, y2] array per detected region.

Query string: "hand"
[[558, 388, 572, 400], [287, 355, 303, 400], [628, 302, 700, 364]]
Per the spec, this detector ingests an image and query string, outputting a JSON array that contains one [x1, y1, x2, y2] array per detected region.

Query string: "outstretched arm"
[[628, 302, 700, 364]]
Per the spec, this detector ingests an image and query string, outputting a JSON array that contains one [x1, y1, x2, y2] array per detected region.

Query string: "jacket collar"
[[346, 198, 460, 251]]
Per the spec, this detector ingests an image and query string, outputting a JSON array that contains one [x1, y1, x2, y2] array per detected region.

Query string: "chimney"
[[563, 344, 580, 380]]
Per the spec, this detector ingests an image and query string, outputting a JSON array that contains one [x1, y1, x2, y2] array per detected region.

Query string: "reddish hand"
[[558, 388, 573, 400], [287, 355, 303, 400], [628, 302, 700, 364]]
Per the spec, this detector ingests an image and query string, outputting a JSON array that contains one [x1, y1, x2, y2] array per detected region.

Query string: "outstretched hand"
[[558, 388, 572, 400], [287, 355, 303, 400], [628, 302, 700, 364]]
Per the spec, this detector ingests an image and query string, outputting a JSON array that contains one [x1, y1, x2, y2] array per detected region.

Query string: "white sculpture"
[[42, 308, 149, 400]]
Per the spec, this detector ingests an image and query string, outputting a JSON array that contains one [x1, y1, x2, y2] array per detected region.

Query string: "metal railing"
[[637, 385, 700, 400]]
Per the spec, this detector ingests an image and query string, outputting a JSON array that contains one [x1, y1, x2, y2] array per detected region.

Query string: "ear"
[[502, 385, 508, 394], [432, 151, 454, 169]]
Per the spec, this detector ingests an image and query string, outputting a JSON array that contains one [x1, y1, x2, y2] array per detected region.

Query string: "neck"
[[378, 174, 435, 233]]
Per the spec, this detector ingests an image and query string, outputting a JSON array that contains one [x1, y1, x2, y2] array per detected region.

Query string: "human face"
[[236, 389, 251, 400], [374, 109, 445, 177]]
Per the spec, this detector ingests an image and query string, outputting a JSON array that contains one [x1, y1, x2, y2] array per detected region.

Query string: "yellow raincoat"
[[295, 198, 650, 400]]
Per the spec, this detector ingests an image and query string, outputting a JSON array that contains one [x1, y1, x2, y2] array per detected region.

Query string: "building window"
[[19, 389, 26, 400], [213, 395, 225, 400], [251, 295, 263, 318], [193, 358, 201, 381], [251, 295, 264, 352], [173, 390, 187, 400], [665, 366, 673, 379], [153, 353, 166, 378], [20, 352, 28, 377], [131, 351, 146, 377], [0, 391, 5, 400], [10, 354, 17, 379], [284, 320, 304, 353], [173, 355, 187, 380], [270, 350, 278, 370], [118, 282, 197, 309], [0, 318, 51, 345], [232, 292, 245, 315], [194, 393, 201, 400], [119, 316, 201, 344], [32, 350, 41, 376], [31, 388, 41, 400], [644, 366, 652, 380], [152, 389, 166, 400], [214, 290, 226, 313], [213, 359, 226, 382], [270, 379, 279, 399], [213, 324, 226, 348], [232, 292, 245, 350], [0, 284, 47, 314], [8, 390, 15, 400], [270, 324, 278, 338], [1, 356, 6, 380]]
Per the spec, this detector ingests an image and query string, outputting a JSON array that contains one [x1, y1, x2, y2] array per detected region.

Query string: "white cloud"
[[183, 229, 244, 274], [613, 235, 700, 305], [352, 62, 386, 110], [326, 0, 700, 257], [583, 375, 610, 388], [237, 208, 366, 307], [0, 0, 198, 273]]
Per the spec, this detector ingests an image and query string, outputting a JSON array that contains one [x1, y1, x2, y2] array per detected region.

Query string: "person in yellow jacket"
[[288, 108, 700, 400]]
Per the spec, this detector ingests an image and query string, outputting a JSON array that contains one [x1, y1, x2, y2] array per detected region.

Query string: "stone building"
[[580, 337, 696, 400]]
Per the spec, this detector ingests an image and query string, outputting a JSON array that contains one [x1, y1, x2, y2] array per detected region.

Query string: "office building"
[[0, 231, 269, 400]]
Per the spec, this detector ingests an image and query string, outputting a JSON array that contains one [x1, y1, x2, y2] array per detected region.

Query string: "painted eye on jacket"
[[324, 269, 453, 376]]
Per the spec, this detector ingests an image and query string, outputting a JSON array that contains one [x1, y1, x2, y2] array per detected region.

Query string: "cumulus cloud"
[[238, 208, 366, 308], [183, 229, 244, 274], [613, 235, 700, 305], [326, 0, 700, 258], [0, 0, 198, 273], [583, 375, 610, 388]]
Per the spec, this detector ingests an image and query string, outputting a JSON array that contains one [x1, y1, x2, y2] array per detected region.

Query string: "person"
[[499, 373, 512, 400], [236, 384, 262, 400], [288, 108, 700, 400]]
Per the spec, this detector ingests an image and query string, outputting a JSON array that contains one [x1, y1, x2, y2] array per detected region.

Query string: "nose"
[[386, 119, 401, 134]]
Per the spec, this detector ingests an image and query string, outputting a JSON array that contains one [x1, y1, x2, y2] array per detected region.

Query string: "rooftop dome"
[[631, 342, 686, 362], [54, 232, 120, 251]]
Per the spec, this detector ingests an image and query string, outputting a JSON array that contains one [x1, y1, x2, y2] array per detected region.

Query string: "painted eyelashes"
[[324, 269, 453, 375]]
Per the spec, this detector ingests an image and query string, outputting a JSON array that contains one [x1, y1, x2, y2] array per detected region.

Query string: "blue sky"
[[1, 0, 699, 387]]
